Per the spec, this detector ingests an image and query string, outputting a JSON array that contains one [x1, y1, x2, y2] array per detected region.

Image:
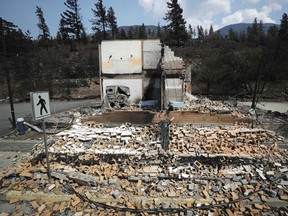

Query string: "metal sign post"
[[42, 119, 51, 182], [30, 92, 52, 182]]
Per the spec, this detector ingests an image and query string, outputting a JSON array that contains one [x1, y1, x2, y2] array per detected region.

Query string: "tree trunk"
[[240, 72, 253, 93], [259, 80, 266, 94], [251, 56, 264, 109], [206, 82, 210, 96]]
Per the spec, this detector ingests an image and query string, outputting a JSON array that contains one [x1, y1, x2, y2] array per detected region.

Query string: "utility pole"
[[0, 17, 16, 128]]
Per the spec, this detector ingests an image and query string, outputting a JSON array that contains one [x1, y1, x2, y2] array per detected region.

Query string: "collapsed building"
[[99, 39, 187, 109], [0, 40, 288, 215]]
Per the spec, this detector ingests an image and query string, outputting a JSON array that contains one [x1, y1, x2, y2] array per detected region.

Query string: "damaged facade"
[[99, 39, 187, 109]]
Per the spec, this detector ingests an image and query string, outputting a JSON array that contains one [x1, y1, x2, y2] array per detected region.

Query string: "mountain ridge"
[[217, 23, 279, 36], [116, 23, 279, 36]]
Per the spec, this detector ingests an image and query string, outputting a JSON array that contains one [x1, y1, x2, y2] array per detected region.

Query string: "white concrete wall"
[[165, 78, 183, 105], [165, 78, 182, 89], [101, 41, 142, 74], [102, 79, 143, 103], [143, 40, 162, 69]]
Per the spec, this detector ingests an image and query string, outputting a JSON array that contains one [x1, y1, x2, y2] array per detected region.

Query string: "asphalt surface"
[[0, 99, 95, 137]]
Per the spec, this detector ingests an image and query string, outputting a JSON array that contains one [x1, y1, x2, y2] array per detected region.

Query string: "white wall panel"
[[143, 40, 162, 69], [165, 78, 182, 89], [101, 41, 142, 74]]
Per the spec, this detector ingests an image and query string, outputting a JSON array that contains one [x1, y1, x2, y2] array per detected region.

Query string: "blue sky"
[[0, 0, 287, 39]]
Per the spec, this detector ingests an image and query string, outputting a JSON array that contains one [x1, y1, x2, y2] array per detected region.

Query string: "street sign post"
[[30, 91, 51, 182]]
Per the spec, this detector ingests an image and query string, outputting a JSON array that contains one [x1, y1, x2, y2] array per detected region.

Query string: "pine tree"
[[188, 24, 192, 40], [107, 7, 118, 39], [60, 0, 85, 42], [197, 25, 204, 40], [35, 6, 50, 42], [119, 28, 127, 39], [163, 0, 188, 46], [209, 25, 214, 36], [57, 18, 69, 43], [128, 26, 134, 39], [247, 18, 260, 45], [139, 23, 147, 39], [228, 28, 239, 41], [267, 25, 278, 41], [279, 13, 288, 41], [0, 18, 32, 56], [91, 0, 107, 40], [259, 20, 265, 44]]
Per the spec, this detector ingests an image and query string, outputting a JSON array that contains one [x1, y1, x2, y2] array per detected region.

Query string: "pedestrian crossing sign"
[[30, 91, 51, 120]]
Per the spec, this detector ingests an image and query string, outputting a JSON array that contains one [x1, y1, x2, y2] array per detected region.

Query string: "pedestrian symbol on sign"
[[37, 95, 48, 115], [30, 92, 51, 121]]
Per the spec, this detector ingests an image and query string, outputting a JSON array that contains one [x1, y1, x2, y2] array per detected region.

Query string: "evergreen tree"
[[204, 29, 208, 37], [259, 20, 265, 44], [188, 24, 193, 40], [91, 0, 107, 40], [35, 6, 50, 42], [119, 28, 127, 39], [163, 0, 188, 46], [0, 17, 33, 100], [60, 0, 85, 42], [139, 23, 147, 39], [134, 27, 139, 39], [0, 18, 32, 57], [267, 25, 278, 41], [247, 18, 260, 45], [197, 25, 204, 40], [107, 7, 118, 39], [128, 26, 134, 39], [209, 25, 214, 36], [278, 13, 288, 41], [228, 28, 239, 41], [57, 18, 69, 43]]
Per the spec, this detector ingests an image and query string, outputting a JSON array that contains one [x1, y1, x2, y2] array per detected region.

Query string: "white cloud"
[[138, 0, 168, 18], [261, 5, 273, 14], [184, 0, 232, 31], [192, 0, 231, 17], [267, 1, 282, 11], [246, 0, 261, 3], [221, 8, 276, 26]]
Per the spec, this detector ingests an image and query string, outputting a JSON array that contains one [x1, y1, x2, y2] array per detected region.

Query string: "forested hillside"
[[0, 0, 287, 104], [174, 16, 288, 105]]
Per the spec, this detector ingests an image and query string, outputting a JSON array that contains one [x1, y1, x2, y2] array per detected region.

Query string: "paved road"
[[239, 101, 288, 113], [0, 99, 95, 137]]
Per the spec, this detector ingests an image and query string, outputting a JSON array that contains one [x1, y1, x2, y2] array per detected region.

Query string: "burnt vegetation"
[[0, 0, 288, 102]]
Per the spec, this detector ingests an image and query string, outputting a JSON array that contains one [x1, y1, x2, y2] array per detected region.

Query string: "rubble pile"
[[169, 97, 253, 122], [184, 98, 233, 113], [168, 124, 285, 156], [1, 119, 288, 215]]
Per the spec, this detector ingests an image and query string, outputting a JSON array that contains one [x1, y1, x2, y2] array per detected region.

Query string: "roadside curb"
[[0, 139, 41, 152]]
